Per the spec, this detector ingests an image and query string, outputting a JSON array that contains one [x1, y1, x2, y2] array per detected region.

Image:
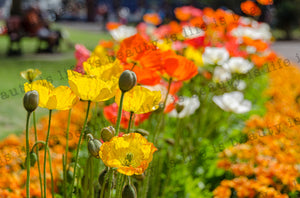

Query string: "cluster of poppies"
[[1, 1, 293, 197]]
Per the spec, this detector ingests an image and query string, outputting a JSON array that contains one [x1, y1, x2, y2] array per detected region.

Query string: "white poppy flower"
[[212, 91, 251, 114], [223, 57, 253, 74], [109, 25, 137, 41], [202, 47, 229, 65], [233, 80, 247, 91], [169, 96, 200, 118], [213, 66, 232, 83]]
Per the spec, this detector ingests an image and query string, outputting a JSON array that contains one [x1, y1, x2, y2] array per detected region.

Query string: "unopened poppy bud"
[[98, 169, 108, 187], [25, 152, 37, 167], [133, 173, 145, 181], [23, 90, 39, 113], [101, 126, 115, 142], [175, 103, 184, 113], [165, 138, 175, 145], [132, 129, 149, 136], [122, 184, 137, 198], [88, 136, 102, 158], [119, 70, 137, 92]]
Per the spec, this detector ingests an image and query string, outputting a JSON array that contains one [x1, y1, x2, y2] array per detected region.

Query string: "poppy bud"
[[175, 103, 184, 113], [101, 126, 115, 142], [25, 152, 37, 167], [23, 90, 39, 113], [165, 138, 175, 145], [98, 169, 108, 187], [133, 129, 149, 136], [122, 184, 137, 198], [87, 135, 102, 158], [119, 70, 137, 92]]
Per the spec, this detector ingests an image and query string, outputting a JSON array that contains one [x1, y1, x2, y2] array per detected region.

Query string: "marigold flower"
[[67, 70, 118, 102], [99, 133, 157, 176], [24, 80, 78, 110], [115, 86, 161, 114]]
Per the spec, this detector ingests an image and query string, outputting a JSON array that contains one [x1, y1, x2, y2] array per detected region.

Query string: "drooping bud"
[[132, 129, 149, 136], [20, 69, 42, 83], [122, 184, 137, 198], [175, 103, 184, 114], [98, 169, 108, 187], [101, 126, 115, 142], [87, 134, 102, 158], [25, 152, 37, 167], [119, 70, 137, 92], [23, 90, 39, 113]]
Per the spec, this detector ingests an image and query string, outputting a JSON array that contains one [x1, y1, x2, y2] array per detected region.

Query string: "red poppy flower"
[[104, 103, 151, 129], [74, 44, 90, 74], [162, 50, 198, 81]]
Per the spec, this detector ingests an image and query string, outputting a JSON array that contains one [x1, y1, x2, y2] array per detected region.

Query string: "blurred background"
[[0, 0, 300, 40]]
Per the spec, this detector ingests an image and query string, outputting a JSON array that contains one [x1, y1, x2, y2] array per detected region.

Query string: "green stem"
[[89, 157, 94, 198], [105, 169, 114, 198], [44, 109, 52, 198], [47, 146, 54, 198], [64, 109, 72, 198], [83, 156, 90, 198], [71, 101, 91, 195], [127, 112, 134, 134], [33, 112, 43, 198], [116, 92, 125, 136], [100, 168, 113, 198], [31, 141, 46, 152], [115, 173, 126, 198], [25, 112, 31, 198]]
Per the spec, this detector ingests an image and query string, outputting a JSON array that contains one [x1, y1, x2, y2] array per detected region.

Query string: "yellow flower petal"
[[52, 86, 79, 110], [68, 70, 118, 102], [115, 86, 161, 114], [99, 133, 157, 176]]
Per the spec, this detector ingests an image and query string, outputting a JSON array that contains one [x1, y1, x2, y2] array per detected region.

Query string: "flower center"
[[124, 152, 134, 166]]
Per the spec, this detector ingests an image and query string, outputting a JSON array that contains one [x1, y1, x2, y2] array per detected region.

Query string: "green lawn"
[[0, 23, 110, 139]]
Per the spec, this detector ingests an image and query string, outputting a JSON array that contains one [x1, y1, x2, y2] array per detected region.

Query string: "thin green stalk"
[[44, 109, 52, 198], [47, 146, 54, 198], [63, 109, 72, 198], [115, 92, 125, 136], [115, 173, 126, 198], [33, 112, 43, 198], [71, 101, 91, 195], [105, 169, 114, 198], [100, 168, 113, 198], [83, 156, 90, 198], [127, 112, 134, 134], [89, 157, 94, 198], [25, 112, 31, 198]]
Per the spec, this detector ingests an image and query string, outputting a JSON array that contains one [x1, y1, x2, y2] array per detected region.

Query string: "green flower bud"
[[98, 169, 107, 187], [87, 134, 102, 158], [23, 90, 39, 113], [122, 184, 137, 198], [25, 152, 37, 167], [101, 126, 115, 142], [175, 103, 184, 114], [119, 70, 137, 92], [132, 129, 149, 136], [165, 138, 175, 145]]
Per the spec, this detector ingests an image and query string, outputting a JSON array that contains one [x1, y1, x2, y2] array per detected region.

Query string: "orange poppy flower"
[[143, 13, 162, 26], [241, 1, 261, 16], [257, 0, 273, 5], [162, 50, 198, 81], [243, 37, 268, 52], [106, 22, 121, 30]]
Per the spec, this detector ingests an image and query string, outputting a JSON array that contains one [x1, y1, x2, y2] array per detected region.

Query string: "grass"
[[0, 22, 110, 139]]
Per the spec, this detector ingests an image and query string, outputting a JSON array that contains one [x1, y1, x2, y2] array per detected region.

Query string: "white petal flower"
[[213, 66, 232, 83], [202, 47, 229, 65], [169, 95, 200, 118], [233, 80, 247, 91], [223, 57, 253, 74], [109, 25, 137, 41], [212, 91, 251, 114]]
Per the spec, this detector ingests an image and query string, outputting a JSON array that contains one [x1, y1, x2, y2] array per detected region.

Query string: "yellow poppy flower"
[[115, 86, 162, 114], [20, 69, 42, 82], [68, 70, 118, 102], [99, 133, 157, 176], [184, 47, 203, 66], [24, 80, 78, 110], [83, 56, 123, 80]]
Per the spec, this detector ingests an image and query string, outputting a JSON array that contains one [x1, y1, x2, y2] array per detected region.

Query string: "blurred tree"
[[274, 0, 300, 39], [10, 0, 22, 16], [86, 0, 96, 21]]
